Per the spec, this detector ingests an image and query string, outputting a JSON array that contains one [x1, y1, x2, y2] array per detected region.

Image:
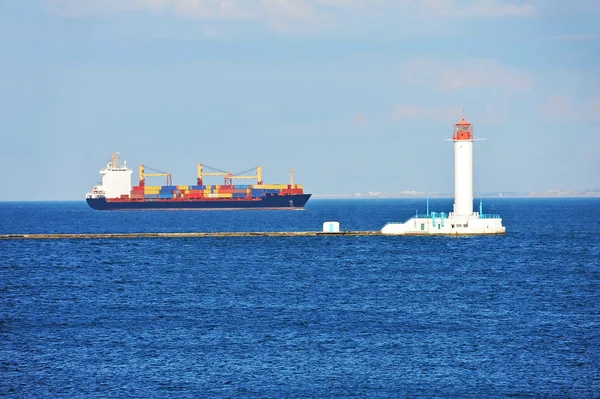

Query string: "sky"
[[1, 0, 599, 200]]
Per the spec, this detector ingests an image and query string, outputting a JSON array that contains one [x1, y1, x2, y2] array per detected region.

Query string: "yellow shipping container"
[[218, 193, 232, 198], [177, 185, 188, 190], [144, 186, 161, 191], [253, 185, 265, 189]]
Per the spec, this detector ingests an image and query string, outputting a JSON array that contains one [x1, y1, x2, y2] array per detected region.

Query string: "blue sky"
[[1, 0, 598, 200]]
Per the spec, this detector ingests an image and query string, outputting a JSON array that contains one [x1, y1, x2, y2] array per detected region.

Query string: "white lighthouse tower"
[[452, 116, 474, 217], [381, 114, 505, 235]]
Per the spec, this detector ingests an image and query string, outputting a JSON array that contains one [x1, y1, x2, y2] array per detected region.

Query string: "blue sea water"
[[1, 198, 599, 398]]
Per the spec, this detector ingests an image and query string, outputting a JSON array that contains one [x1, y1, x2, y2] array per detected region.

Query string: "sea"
[[1, 198, 599, 398]]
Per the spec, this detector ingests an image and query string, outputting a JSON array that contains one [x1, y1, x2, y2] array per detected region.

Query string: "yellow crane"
[[227, 166, 263, 185], [197, 164, 230, 186], [139, 164, 172, 186], [197, 164, 263, 186]]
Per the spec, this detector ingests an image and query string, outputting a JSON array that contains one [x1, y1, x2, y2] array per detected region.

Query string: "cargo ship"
[[85, 153, 311, 210]]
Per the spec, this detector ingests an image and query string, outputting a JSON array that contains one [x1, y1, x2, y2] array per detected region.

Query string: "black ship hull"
[[87, 194, 311, 211]]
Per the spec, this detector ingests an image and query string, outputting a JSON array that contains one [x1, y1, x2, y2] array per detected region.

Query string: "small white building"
[[381, 115, 505, 236], [323, 221, 340, 233]]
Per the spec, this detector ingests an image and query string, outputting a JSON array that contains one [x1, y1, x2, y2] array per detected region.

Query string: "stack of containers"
[[176, 185, 188, 199], [280, 184, 304, 195], [251, 187, 265, 198], [254, 184, 285, 191], [255, 184, 283, 196], [232, 184, 250, 198], [133, 181, 302, 201], [216, 185, 233, 199], [131, 185, 144, 199], [188, 185, 204, 199], [205, 185, 214, 198], [144, 185, 161, 200], [159, 185, 176, 199]]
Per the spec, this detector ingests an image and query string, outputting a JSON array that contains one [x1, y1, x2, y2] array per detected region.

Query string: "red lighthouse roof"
[[453, 116, 473, 141]]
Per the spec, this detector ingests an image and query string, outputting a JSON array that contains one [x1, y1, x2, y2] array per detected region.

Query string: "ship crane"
[[197, 164, 231, 186], [227, 166, 263, 185], [139, 164, 172, 187]]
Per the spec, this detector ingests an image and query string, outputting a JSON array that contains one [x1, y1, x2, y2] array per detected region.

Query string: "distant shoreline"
[[312, 192, 600, 199], [1, 194, 599, 202]]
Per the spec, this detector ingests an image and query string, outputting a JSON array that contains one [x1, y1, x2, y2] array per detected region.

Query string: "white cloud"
[[261, 0, 326, 34], [389, 102, 512, 126], [47, 0, 259, 19], [455, 1, 535, 17], [538, 95, 600, 122], [530, 0, 600, 14], [313, 0, 358, 7], [46, 0, 537, 26], [398, 58, 533, 94], [168, 0, 258, 20], [351, 112, 368, 126], [549, 33, 598, 41], [389, 105, 427, 120], [331, 0, 536, 18], [390, 104, 463, 122], [262, 0, 315, 20]]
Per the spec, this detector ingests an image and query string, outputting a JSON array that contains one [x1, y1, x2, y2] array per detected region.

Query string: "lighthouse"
[[452, 116, 474, 217], [381, 113, 505, 235]]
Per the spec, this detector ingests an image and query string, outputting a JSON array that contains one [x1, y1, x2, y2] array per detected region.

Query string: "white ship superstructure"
[[381, 115, 505, 236], [86, 152, 132, 199]]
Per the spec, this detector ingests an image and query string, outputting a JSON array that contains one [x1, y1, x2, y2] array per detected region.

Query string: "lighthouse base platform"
[[381, 212, 505, 236]]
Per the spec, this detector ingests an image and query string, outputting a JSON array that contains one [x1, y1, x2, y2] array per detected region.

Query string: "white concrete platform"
[[381, 212, 505, 236]]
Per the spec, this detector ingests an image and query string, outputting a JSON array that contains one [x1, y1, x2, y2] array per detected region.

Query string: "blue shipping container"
[[161, 186, 177, 190], [232, 193, 246, 198], [191, 185, 204, 190]]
